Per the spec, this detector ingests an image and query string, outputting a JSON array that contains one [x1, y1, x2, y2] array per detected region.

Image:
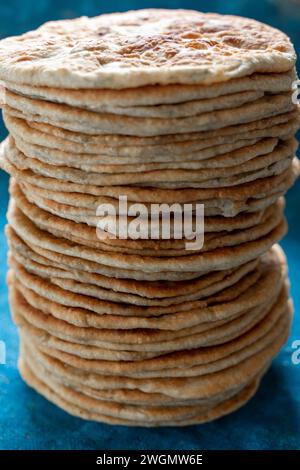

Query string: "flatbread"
[[9, 283, 288, 352], [12, 182, 285, 256], [7, 202, 288, 278], [4, 112, 299, 167], [1, 139, 298, 205], [8, 246, 285, 333], [17, 315, 288, 401], [21, 306, 289, 391], [22, 341, 251, 407], [19, 110, 299, 149], [0, 7, 298, 427], [7, 226, 260, 301], [3, 69, 296, 108], [10, 131, 282, 168], [3, 86, 266, 118], [0, 10, 295, 89], [14, 262, 289, 368], [18, 359, 262, 426], [9, 249, 260, 309], [5, 137, 295, 191], [9, 256, 263, 316], [17, 178, 292, 219], [3, 91, 296, 136]]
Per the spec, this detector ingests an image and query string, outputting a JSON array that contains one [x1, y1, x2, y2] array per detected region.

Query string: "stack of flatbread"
[[0, 9, 299, 426]]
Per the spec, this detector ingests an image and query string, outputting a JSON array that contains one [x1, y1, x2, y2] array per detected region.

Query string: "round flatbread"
[[0, 10, 295, 89]]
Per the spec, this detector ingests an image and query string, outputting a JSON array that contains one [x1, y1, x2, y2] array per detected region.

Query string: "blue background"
[[0, 0, 299, 450]]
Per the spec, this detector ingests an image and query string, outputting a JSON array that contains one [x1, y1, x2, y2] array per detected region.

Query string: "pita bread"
[[15, 265, 290, 368], [10, 131, 282, 168], [8, 246, 285, 334], [10, 182, 285, 256], [5, 140, 295, 193], [22, 341, 251, 407], [7, 201, 288, 278], [7, 227, 260, 301], [4, 69, 296, 108], [15, 287, 290, 379], [9, 250, 260, 309], [21, 338, 268, 407], [27, 305, 292, 377], [17, 179, 292, 219], [17, 325, 287, 417], [4, 87, 266, 118], [0, 10, 295, 89], [5, 112, 299, 169], [20, 307, 289, 395], [19, 358, 262, 426], [5, 225, 209, 282], [20, 110, 299, 149], [3, 91, 296, 136], [14, 180, 281, 233], [9, 283, 288, 353], [1, 139, 298, 205], [0, 8, 298, 427]]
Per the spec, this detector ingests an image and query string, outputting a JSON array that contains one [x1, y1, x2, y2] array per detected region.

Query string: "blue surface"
[[0, 0, 300, 450]]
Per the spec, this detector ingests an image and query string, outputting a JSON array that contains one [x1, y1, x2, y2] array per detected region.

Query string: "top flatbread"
[[0, 10, 295, 89]]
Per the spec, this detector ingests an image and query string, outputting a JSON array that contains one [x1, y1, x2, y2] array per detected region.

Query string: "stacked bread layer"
[[0, 9, 299, 426]]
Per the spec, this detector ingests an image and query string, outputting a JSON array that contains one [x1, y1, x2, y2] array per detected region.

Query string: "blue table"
[[0, 0, 300, 450]]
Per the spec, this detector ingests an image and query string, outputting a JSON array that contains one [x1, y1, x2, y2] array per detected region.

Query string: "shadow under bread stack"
[[0, 9, 299, 426]]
